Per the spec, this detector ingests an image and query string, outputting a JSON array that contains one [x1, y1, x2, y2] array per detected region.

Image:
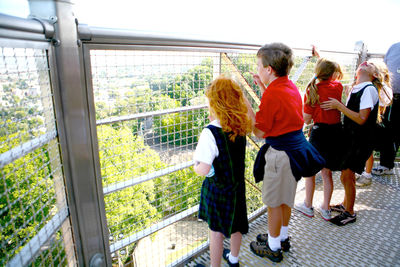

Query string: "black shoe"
[[250, 241, 283, 263], [330, 211, 356, 226], [256, 234, 291, 252], [222, 248, 240, 267], [330, 203, 345, 213]]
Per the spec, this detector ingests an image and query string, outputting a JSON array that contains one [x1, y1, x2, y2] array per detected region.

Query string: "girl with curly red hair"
[[194, 75, 252, 267]]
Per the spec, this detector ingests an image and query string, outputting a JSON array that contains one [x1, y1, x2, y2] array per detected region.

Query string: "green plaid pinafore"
[[198, 125, 249, 237]]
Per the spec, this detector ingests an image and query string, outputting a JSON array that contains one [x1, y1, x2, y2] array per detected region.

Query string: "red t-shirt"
[[255, 76, 304, 138], [303, 80, 343, 124]]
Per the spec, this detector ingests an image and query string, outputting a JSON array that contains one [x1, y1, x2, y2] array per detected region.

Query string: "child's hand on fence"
[[311, 45, 320, 58]]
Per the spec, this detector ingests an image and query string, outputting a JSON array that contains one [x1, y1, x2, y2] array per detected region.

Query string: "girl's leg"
[[210, 230, 224, 267], [365, 153, 374, 173], [229, 232, 242, 257], [340, 169, 356, 214], [321, 168, 333, 210], [304, 176, 315, 208]]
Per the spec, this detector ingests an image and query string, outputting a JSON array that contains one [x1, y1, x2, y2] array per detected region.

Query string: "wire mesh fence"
[[88, 46, 361, 266], [0, 39, 362, 267], [0, 46, 74, 266]]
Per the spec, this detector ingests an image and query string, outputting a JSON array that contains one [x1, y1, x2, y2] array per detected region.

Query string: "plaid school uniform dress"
[[198, 125, 249, 237]]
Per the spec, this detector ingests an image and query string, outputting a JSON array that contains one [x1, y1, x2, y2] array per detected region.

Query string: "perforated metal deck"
[[188, 162, 400, 266]]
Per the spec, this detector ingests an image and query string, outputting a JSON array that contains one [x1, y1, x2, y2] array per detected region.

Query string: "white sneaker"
[[316, 206, 331, 221], [356, 172, 372, 187], [294, 202, 314, 217], [372, 165, 393, 175]]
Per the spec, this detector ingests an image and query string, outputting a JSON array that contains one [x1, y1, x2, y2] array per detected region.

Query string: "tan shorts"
[[262, 147, 298, 208]]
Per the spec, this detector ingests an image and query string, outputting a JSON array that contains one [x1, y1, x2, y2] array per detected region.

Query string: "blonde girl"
[[356, 62, 393, 186], [193, 75, 252, 267], [295, 58, 344, 221], [321, 60, 384, 226]]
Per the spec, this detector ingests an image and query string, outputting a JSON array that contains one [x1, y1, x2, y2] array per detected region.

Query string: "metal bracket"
[[30, 17, 55, 39]]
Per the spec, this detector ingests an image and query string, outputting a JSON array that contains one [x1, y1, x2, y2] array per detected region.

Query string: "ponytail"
[[305, 77, 320, 106], [372, 77, 384, 123]]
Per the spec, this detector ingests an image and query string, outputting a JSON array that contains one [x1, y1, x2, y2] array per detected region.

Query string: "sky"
[[1, 0, 399, 53]]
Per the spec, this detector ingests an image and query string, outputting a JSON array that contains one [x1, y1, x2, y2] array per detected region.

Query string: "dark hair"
[[257, 43, 294, 77]]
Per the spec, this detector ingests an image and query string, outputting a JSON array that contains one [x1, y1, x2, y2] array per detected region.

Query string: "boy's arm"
[[253, 127, 266, 138], [243, 94, 266, 138], [194, 161, 212, 176], [303, 113, 313, 124]]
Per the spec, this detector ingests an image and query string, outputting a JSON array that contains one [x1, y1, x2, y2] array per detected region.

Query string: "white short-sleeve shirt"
[[193, 120, 221, 165], [346, 82, 379, 110]]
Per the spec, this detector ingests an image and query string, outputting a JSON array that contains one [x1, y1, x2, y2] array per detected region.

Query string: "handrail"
[[78, 25, 261, 50], [0, 13, 54, 40], [367, 52, 385, 59], [78, 24, 365, 57]]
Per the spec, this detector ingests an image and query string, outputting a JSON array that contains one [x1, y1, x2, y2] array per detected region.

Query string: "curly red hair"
[[206, 75, 252, 141]]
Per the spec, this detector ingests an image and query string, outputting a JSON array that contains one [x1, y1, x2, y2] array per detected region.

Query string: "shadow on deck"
[[187, 162, 400, 266]]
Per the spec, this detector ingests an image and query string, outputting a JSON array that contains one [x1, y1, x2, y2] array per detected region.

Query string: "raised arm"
[[311, 45, 320, 58]]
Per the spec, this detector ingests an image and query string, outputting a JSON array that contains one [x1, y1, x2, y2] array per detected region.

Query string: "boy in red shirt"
[[246, 43, 324, 262]]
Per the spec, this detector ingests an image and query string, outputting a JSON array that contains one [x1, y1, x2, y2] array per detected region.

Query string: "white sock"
[[228, 252, 239, 264], [362, 171, 372, 178], [280, 226, 288, 241], [268, 234, 281, 251]]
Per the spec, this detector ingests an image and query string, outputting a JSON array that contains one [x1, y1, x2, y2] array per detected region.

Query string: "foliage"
[[0, 132, 55, 265], [98, 126, 162, 237], [153, 108, 208, 146]]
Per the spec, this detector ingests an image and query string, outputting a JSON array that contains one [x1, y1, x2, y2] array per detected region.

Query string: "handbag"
[[253, 143, 270, 183]]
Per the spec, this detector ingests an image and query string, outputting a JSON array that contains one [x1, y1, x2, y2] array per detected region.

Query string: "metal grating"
[[189, 163, 400, 266]]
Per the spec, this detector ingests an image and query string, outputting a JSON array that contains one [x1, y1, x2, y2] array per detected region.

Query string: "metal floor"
[[187, 162, 400, 267]]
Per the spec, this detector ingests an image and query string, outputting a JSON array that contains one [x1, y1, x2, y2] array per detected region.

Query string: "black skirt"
[[309, 123, 343, 171], [338, 126, 374, 174]]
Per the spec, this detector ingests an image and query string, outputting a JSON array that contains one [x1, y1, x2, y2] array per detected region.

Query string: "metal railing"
[[0, 15, 75, 266], [78, 24, 362, 266], [0, 3, 379, 266]]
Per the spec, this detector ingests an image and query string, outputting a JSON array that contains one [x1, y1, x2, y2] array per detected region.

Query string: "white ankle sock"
[[268, 235, 281, 251], [280, 226, 288, 241], [228, 252, 239, 264]]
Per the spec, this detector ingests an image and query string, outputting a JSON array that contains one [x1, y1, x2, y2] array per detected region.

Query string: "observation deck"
[[188, 167, 400, 266], [0, 3, 399, 266]]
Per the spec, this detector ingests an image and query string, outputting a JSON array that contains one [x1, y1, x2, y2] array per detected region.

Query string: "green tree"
[[0, 132, 58, 265]]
